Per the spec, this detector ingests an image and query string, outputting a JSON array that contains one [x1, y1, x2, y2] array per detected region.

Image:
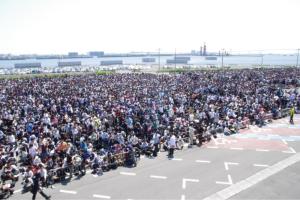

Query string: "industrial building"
[[142, 58, 156, 62], [14, 62, 41, 68], [101, 60, 123, 65], [166, 59, 188, 64], [58, 61, 81, 67], [68, 52, 79, 58], [89, 51, 104, 57]]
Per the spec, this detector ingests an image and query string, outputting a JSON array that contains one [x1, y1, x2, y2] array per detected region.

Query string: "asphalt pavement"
[[11, 115, 300, 200]]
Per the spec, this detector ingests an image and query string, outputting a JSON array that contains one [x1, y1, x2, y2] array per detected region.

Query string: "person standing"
[[168, 135, 176, 158], [290, 106, 295, 124], [31, 172, 51, 200], [152, 132, 161, 157], [188, 123, 195, 148]]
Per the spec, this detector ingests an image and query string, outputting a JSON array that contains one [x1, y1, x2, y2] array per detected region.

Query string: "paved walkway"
[[11, 115, 300, 200]]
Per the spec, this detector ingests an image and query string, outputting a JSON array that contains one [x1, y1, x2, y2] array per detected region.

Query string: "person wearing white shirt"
[[152, 132, 161, 157], [8, 133, 16, 145], [33, 156, 42, 166], [39, 164, 47, 184], [129, 134, 139, 147], [188, 124, 195, 147], [168, 135, 176, 158], [29, 144, 37, 159]]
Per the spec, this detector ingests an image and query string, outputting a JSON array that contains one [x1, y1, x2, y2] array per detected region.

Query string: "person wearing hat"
[[31, 172, 51, 200]]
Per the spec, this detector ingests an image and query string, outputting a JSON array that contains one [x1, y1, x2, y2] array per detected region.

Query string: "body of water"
[[0, 55, 298, 68]]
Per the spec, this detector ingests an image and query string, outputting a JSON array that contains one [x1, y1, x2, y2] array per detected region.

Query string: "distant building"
[[14, 62, 41, 68], [68, 52, 78, 57], [101, 60, 123, 65], [205, 56, 217, 60], [142, 58, 156, 63], [58, 61, 81, 67], [203, 43, 207, 56], [89, 51, 104, 57], [175, 57, 191, 61], [166, 59, 188, 64], [200, 46, 203, 56]]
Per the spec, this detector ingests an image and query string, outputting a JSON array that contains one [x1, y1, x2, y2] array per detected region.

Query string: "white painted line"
[[258, 137, 270, 141], [256, 149, 270, 152], [230, 147, 244, 150], [182, 178, 199, 189], [181, 194, 186, 200], [213, 137, 226, 145], [172, 158, 183, 161], [195, 160, 211, 163], [93, 194, 111, 199], [262, 128, 272, 131], [120, 172, 136, 176], [207, 146, 219, 149], [204, 153, 300, 200], [281, 139, 288, 145], [60, 190, 77, 194], [14, 189, 22, 193], [224, 162, 239, 171], [282, 147, 296, 154], [286, 139, 295, 142], [150, 175, 168, 179], [253, 164, 269, 167], [216, 175, 233, 185]]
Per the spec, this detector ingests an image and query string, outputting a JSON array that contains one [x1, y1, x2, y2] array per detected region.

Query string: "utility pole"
[[175, 48, 177, 68], [297, 48, 299, 67], [221, 49, 224, 68], [158, 48, 161, 71], [261, 53, 264, 67]]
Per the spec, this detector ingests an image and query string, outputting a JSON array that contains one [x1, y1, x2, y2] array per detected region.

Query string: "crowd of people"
[[0, 68, 299, 199]]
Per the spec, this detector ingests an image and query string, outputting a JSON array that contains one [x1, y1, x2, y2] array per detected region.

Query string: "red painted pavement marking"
[[266, 128, 300, 136], [204, 137, 289, 152], [240, 127, 300, 136], [229, 138, 289, 151]]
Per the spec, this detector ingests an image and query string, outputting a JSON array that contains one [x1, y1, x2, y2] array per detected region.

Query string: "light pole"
[[175, 48, 177, 68], [221, 49, 224, 68], [158, 48, 161, 70], [297, 48, 299, 67]]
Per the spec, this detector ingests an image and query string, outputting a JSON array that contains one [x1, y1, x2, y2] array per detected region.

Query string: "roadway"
[[11, 115, 300, 200]]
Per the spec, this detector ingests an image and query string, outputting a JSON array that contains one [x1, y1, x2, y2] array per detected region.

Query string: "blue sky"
[[0, 0, 299, 54]]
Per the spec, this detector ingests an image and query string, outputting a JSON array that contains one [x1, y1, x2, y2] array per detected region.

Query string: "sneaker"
[[46, 195, 51, 200]]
